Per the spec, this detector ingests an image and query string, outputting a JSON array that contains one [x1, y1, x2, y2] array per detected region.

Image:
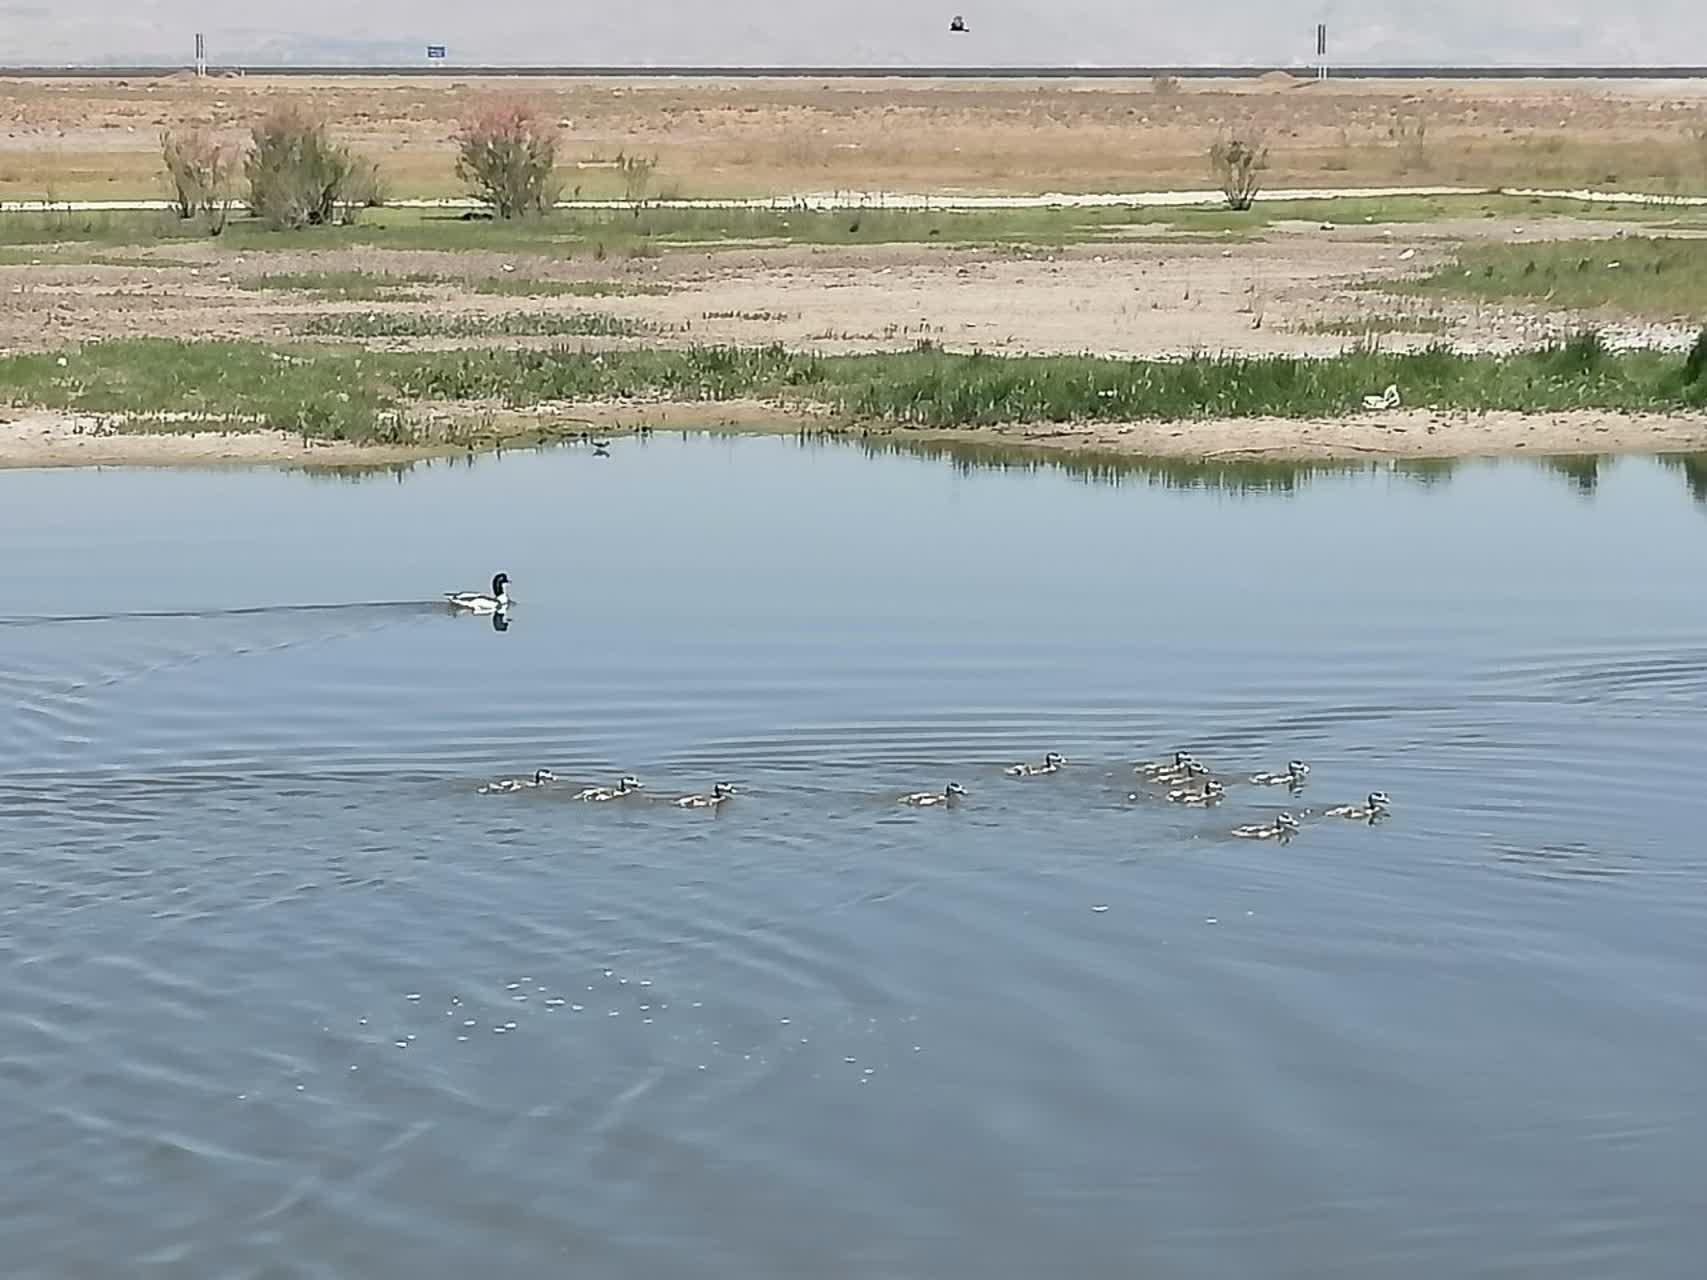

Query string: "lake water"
[[3, 437, 1706, 1279]]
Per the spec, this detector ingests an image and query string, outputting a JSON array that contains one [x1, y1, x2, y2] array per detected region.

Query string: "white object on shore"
[[1362, 385, 1401, 412]]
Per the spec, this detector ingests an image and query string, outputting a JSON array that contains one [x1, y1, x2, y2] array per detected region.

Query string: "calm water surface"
[[3, 438, 1706, 1279]]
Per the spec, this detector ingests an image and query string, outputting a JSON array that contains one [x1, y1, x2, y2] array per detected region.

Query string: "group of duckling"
[[449, 575, 1386, 838], [479, 770, 739, 810], [478, 751, 1389, 838], [1128, 750, 1391, 841]]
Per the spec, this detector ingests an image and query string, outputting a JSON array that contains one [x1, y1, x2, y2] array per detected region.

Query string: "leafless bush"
[[1389, 112, 1430, 173], [160, 127, 236, 231], [454, 100, 561, 218], [244, 105, 375, 229], [1151, 75, 1181, 96], [1209, 132, 1268, 211], [615, 151, 658, 206], [337, 156, 389, 224]]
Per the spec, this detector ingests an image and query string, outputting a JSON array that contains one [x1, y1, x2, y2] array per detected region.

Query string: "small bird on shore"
[[900, 782, 967, 807], [1362, 384, 1401, 412], [446, 573, 509, 614]]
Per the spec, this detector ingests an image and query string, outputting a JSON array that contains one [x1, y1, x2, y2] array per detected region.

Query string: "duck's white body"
[[901, 783, 966, 808], [446, 573, 511, 615], [1324, 791, 1391, 821], [676, 783, 737, 809], [575, 776, 643, 802], [1005, 753, 1065, 778]]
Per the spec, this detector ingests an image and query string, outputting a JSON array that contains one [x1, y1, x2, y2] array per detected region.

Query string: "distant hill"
[[4, 1, 1703, 69]]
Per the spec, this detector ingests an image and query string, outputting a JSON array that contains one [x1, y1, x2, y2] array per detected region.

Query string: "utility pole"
[[195, 32, 207, 78]]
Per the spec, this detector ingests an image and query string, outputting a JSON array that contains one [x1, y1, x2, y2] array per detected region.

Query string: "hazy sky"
[[4, 2, 1702, 67]]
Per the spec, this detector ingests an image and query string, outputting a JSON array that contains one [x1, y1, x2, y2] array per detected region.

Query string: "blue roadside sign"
[[426, 45, 447, 59]]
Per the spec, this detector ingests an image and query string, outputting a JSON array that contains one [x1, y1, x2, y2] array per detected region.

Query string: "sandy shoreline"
[[5, 405, 1704, 470]]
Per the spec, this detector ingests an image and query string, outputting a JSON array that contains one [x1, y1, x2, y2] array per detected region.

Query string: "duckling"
[[1137, 750, 1196, 777], [574, 775, 644, 802], [445, 573, 510, 615], [1323, 791, 1391, 821], [1005, 752, 1066, 778], [1156, 755, 1210, 784], [675, 783, 737, 809], [480, 768, 555, 794], [900, 782, 966, 808], [1169, 778, 1226, 806], [1232, 812, 1300, 841], [1251, 760, 1310, 787]]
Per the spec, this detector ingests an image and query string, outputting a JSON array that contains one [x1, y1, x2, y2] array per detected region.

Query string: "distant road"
[[2, 65, 1706, 80]]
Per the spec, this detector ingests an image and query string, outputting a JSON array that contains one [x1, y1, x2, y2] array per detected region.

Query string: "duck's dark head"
[[534, 769, 555, 784], [713, 783, 737, 798], [1045, 752, 1065, 766], [946, 782, 967, 798], [1369, 791, 1390, 808], [492, 573, 510, 596]]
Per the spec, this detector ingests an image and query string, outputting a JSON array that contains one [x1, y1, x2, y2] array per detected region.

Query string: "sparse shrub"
[[1685, 328, 1707, 387], [615, 151, 658, 206], [1209, 133, 1268, 211], [1151, 75, 1181, 96], [454, 100, 560, 219], [1546, 328, 1608, 377], [244, 105, 375, 230], [1389, 112, 1430, 173], [338, 156, 389, 224], [160, 127, 237, 233]]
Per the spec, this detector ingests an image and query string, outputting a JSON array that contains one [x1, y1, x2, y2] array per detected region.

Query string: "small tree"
[[454, 100, 560, 219], [160, 127, 236, 232], [1210, 133, 1268, 211], [245, 105, 370, 229]]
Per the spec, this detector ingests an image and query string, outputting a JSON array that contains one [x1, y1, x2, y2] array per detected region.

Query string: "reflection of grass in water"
[[1542, 453, 1604, 496], [842, 432, 1375, 494], [1659, 453, 1707, 506], [1399, 237, 1707, 320]]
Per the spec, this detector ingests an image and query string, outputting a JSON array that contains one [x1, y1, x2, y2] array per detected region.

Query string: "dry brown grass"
[[3, 75, 1707, 203]]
